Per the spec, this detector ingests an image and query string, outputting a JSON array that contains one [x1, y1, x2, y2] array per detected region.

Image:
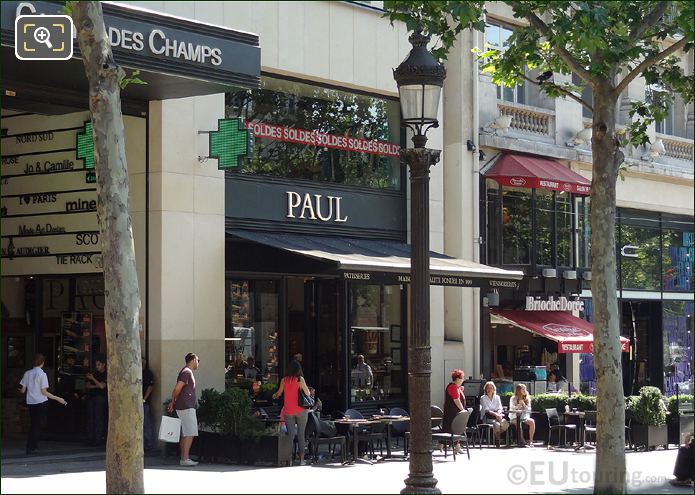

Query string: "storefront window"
[[485, 180, 502, 265], [226, 77, 402, 190], [663, 301, 693, 396], [225, 279, 280, 390], [501, 187, 532, 265], [349, 284, 403, 402], [535, 190, 553, 266], [662, 230, 693, 292], [578, 299, 596, 395], [577, 197, 591, 269], [557, 193, 573, 267], [619, 220, 661, 290]]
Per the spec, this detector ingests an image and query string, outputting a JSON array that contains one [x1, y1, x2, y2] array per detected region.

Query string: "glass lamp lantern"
[[393, 23, 446, 148]]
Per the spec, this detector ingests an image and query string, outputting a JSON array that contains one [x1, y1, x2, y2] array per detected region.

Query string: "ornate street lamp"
[[393, 22, 445, 495]]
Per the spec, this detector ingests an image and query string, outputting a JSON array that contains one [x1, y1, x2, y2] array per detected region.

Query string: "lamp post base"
[[402, 473, 441, 494]]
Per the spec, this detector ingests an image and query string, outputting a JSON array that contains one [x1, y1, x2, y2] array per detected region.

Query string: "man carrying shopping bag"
[[167, 353, 200, 466]]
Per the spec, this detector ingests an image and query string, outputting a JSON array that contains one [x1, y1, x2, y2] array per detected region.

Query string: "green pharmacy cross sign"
[[208, 118, 252, 169], [76, 121, 96, 183]]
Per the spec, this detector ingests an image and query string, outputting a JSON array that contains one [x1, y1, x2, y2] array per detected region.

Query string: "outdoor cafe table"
[[334, 416, 412, 464], [563, 411, 589, 450], [334, 418, 381, 464]]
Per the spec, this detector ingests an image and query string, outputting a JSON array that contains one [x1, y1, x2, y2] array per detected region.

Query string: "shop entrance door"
[[622, 300, 663, 395], [304, 279, 342, 414]]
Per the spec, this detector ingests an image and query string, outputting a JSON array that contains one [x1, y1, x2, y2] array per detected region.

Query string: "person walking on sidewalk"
[[167, 353, 200, 467], [142, 356, 155, 452], [18, 353, 67, 455], [273, 360, 311, 466]]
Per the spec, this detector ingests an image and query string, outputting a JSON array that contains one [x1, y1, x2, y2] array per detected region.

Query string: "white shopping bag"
[[158, 415, 181, 443]]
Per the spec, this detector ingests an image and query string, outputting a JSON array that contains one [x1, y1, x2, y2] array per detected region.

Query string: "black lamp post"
[[393, 22, 445, 495]]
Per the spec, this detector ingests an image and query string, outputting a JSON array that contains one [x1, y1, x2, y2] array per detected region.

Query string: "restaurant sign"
[[525, 296, 584, 312]]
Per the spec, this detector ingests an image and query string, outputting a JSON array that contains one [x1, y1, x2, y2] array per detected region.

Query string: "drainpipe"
[[472, 28, 481, 377]]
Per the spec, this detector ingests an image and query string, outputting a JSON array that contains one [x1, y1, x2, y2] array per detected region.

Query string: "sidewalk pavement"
[[2, 444, 690, 494]]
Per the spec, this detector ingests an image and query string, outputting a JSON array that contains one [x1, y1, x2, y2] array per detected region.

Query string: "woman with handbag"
[[272, 360, 312, 465]]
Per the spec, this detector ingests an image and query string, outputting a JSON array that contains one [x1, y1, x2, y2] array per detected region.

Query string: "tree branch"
[[520, 73, 594, 112], [629, 2, 670, 42], [613, 37, 688, 97], [507, 2, 594, 84]]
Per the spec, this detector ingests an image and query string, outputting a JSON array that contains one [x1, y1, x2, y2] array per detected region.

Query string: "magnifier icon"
[[33, 27, 53, 49]]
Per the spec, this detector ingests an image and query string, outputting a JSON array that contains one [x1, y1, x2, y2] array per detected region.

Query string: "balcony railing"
[[498, 102, 555, 139], [656, 134, 694, 161]]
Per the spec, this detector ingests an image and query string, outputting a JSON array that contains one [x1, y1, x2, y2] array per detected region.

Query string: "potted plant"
[[630, 386, 668, 450], [194, 387, 292, 466]]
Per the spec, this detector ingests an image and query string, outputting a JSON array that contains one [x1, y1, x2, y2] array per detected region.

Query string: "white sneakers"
[[179, 459, 198, 467]]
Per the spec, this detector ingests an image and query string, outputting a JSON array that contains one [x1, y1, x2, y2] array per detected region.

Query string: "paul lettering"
[[286, 191, 348, 223], [286, 191, 301, 219]]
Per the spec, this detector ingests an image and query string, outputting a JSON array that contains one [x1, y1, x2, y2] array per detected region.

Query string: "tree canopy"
[[385, 1, 694, 146]]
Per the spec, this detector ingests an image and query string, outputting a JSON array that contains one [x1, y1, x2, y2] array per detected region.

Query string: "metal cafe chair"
[[583, 411, 597, 446], [389, 407, 409, 447], [546, 408, 577, 448], [475, 405, 495, 448], [431, 409, 472, 460], [405, 405, 443, 456], [306, 411, 346, 464]]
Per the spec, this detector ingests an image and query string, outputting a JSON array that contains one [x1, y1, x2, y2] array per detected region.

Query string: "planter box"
[[196, 431, 292, 466], [632, 423, 668, 450]]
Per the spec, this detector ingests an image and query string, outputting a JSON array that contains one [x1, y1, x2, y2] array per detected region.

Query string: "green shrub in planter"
[[667, 394, 694, 419], [568, 394, 597, 411], [197, 388, 224, 428], [632, 386, 666, 427], [500, 392, 513, 407], [531, 393, 569, 413], [218, 387, 267, 439]]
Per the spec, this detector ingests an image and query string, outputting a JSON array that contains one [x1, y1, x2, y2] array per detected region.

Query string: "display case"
[[59, 311, 95, 375]]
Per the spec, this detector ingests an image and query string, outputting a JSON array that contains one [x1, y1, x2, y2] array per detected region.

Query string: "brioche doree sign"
[[525, 296, 584, 312]]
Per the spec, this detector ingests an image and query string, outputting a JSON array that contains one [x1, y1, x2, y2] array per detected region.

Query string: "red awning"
[[492, 310, 629, 354], [484, 154, 592, 195]]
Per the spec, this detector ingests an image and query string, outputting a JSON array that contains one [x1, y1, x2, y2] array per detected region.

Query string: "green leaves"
[[119, 69, 147, 90], [383, 1, 486, 61], [383, 0, 693, 149]]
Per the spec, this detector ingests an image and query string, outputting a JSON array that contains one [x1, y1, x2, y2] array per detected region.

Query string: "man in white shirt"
[[19, 354, 66, 455]]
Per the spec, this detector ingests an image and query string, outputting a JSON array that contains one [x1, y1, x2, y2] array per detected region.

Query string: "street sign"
[[209, 118, 252, 169]]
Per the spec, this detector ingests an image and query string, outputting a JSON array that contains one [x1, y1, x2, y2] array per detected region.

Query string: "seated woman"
[[480, 381, 509, 445], [546, 370, 569, 393], [508, 383, 535, 447], [309, 387, 337, 437], [441, 369, 466, 454]]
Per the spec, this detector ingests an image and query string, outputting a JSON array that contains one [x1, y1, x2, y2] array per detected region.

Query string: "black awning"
[[228, 230, 523, 289]]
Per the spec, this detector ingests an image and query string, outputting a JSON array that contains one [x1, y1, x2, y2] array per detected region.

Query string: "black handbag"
[[298, 389, 315, 409]]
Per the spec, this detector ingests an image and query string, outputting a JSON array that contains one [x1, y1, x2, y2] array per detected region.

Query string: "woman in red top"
[[441, 369, 466, 454], [272, 360, 311, 465]]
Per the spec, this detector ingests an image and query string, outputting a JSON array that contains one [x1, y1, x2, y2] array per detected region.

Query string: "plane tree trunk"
[[72, 2, 144, 493]]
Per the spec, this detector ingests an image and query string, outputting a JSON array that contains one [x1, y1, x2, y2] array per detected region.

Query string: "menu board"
[[60, 311, 94, 375], [1, 110, 101, 275]]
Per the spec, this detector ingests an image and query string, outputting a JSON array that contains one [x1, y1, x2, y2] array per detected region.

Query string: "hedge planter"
[[196, 431, 292, 466], [632, 423, 668, 450]]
